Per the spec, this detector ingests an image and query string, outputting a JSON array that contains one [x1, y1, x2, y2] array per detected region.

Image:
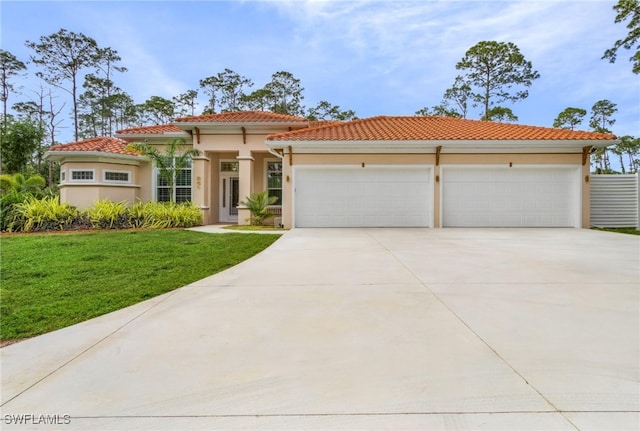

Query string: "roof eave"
[[44, 151, 145, 162], [115, 131, 190, 140], [174, 121, 308, 130], [266, 139, 617, 153]]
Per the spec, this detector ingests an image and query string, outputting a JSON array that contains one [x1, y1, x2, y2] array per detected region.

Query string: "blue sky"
[[1, 0, 638, 145]]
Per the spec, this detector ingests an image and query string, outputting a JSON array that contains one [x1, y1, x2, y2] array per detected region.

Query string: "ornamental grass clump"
[[86, 200, 129, 229], [128, 201, 202, 229], [11, 195, 79, 232]]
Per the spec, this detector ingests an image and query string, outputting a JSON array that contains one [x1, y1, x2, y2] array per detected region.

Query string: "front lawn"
[[0, 230, 280, 342]]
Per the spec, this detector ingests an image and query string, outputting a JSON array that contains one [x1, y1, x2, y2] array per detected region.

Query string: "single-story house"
[[45, 110, 617, 229]]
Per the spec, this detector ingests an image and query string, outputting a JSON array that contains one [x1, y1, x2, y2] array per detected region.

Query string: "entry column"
[[236, 153, 254, 225], [192, 154, 211, 224]]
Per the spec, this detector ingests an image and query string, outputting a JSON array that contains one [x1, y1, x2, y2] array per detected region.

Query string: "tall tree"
[[15, 86, 66, 149], [0, 49, 27, 175], [26, 29, 99, 141], [553, 107, 587, 130], [218, 69, 252, 112], [603, 0, 640, 74], [0, 49, 27, 126], [616, 135, 640, 173], [455, 41, 540, 120], [590, 99, 617, 133], [307, 100, 356, 121], [239, 88, 274, 112], [137, 96, 175, 125], [89, 46, 127, 135], [109, 92, 138, 131], [441, 76, 472, 118], [0, 116, 44, 174], [78, 75, 131, 137], [414, 105, 461, 118], [199, 69, 253, 113], [173, 90, 199, 117], [590, 100, 618, 172], [126, 138, 200, 203], [264, 71, 305, 116], [482, 106, 518, 122], [11, 85, 62, 181], [78, 74, 117, 137]]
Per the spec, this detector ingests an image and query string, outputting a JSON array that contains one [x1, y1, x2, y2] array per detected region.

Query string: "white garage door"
[[442, 166, 581, 227], [295, 166, 432, 227]]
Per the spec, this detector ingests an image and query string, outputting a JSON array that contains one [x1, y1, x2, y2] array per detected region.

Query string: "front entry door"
[[220, 174, 239, 223]]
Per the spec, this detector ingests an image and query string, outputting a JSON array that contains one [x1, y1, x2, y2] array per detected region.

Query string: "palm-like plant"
[[0, 173, 46, 196], [239, 190, 278, 225], [126, 138, 200, 203]]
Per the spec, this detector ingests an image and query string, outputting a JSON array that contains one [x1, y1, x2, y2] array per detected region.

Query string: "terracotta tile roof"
[[308, 120, 342, 128], [49, 137, 139, 155], [268, 116, 617, 141], [175, 110, 308, 124], [116, 124, 184, 135]]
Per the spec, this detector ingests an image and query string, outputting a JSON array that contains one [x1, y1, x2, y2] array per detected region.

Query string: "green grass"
[[593, 227, 640, 236], [0, 230, 280, 341]]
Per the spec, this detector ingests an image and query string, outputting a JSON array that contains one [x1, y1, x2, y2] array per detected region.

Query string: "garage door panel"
[[442, 166, 580, 228], [295, 167, 432, 227]]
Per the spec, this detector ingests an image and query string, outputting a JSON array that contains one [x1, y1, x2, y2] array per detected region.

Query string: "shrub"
[[0, 173, 50, 232], [3, 198, 202, 232], [11, 196, 78, 232], [1, 190, 27, 231], [239, 191, 278, 225], [86, 200, 129, 229], [0, 173, 46, 196], [128, 201, 202, 229]]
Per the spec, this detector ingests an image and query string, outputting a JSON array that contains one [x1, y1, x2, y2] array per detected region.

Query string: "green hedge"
[[3, 199, 203, 232]]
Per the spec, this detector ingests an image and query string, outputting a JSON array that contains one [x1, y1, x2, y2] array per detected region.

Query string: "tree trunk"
[[72, 77, 78, 141]]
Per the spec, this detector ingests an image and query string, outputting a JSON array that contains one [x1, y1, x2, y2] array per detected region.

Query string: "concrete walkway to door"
[[1, 228, 638, 430]]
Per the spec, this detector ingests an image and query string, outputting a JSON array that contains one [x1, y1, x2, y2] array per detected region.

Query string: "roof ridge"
[[116, 124, 184, 134], [175, 110, 308, 123]]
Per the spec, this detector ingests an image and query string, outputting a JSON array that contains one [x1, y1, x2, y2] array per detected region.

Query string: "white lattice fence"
[[590, 174, 639, 228]]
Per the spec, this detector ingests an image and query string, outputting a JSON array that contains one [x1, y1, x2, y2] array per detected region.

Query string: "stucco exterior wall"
[[198, 150, 279, 224], [58, 161, 141, 209], [197, 133, 273, 153]]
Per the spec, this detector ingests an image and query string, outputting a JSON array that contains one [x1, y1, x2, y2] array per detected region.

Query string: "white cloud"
[[3, 0, 637, 140]]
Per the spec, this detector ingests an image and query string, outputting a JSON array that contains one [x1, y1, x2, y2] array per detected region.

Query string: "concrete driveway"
[[1, 228, 638, 430]]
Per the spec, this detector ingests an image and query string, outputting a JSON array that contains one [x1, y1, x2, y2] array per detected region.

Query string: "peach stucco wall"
[[194, 150, 280, 224], [59, 161, 141, 210]]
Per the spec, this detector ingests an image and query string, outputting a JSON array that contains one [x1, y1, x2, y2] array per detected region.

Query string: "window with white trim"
[[60, 171, 66, 182], [266, 160, 282, 205], [70, 170, 95, 181], [104, 170, 130, 183], [220, 161, 239, 172], [156, 158, 192, 203]]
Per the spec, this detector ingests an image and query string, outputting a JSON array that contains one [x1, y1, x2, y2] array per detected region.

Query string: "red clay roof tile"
[[49, 137, 139, 155], [175, 110, 308, 123], [116, 124, 184, 135], [267, 116, 616, 141]]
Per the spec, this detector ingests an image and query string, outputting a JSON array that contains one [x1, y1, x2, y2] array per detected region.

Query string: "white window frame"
[[265, 158, 283, 207], [103, 170, 131, 184], [60, 170, 66, 183], [69, 169, 95, 182], [220, 160, 239, 172], [153, 158, 193, 203]]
